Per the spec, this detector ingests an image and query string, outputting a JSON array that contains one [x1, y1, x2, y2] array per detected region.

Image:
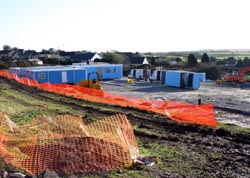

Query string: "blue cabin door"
[[62, 71, 67, 83]]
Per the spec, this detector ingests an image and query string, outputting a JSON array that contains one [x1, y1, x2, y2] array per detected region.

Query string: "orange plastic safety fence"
[[0, 70, 217, 127], [0, 112, 139, 175]]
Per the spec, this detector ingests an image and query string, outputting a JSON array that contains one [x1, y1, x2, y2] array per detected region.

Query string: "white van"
[[128, 69, 151, 80]]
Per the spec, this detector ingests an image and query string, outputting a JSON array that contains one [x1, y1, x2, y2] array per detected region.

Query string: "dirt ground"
[[0, 77, 250, 178], [100, 78, 250, 128]]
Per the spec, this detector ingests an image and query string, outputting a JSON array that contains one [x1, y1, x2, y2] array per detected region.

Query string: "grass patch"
[[0, 86, 86, 125], [218, 123, 250, 135], [136, 141, 200, 177]]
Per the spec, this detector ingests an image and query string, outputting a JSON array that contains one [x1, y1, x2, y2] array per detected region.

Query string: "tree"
[[151, 57, 157, 66], [0, 60, 8, 69], [3, 45, 11, 51], [48, 48, 55, 54], [236, 59, 243, 67], [102, 52, 125, 64], [209, 56, 217, 62], [243, 57, 250, 67], [187, 53, 197, 67], [201, 53, 209, 63], [175, 57, 182, 62], [197, 67, 221, 80], [156, 60, 170, 68]]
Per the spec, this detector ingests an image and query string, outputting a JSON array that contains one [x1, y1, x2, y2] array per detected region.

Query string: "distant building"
[[23, 50, 37, 59], [225, 59, 237, 67], [70, 52, 102, 62], [129, 57, 150, 66], [28, 59, 43, 65], [0, 50, 14, 58], [12, 49, 24, 59], [60, 51, 79, 59]]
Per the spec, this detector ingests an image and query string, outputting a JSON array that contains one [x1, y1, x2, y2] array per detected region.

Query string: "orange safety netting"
[[0, 70, 217, 127], [0, 112, 139, 175]]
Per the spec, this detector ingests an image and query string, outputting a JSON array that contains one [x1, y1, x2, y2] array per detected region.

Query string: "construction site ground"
[[0, 77, 250, 178], [101, 78, 250, 128]]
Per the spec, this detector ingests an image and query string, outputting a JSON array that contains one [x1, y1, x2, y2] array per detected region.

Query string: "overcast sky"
[[0, 0, 249, 52]]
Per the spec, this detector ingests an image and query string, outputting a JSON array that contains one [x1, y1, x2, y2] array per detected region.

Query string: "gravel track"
[[101, 78, 250, 128]]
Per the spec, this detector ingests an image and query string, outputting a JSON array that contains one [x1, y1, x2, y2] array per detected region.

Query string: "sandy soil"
[[101, 78, 250, 128]]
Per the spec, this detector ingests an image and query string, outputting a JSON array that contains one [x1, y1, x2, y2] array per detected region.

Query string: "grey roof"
[[70, 52, 96, 61]]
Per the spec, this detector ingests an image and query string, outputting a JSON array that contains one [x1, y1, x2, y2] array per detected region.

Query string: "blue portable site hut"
[[165, 71, 186, 88], [164, 70, 206, 89], [72, 63, 123, 80], [9, 63, 123, 84], [185, 72, 205, 89], [9, 67, 21, 76], [30, 67, 87, 84]]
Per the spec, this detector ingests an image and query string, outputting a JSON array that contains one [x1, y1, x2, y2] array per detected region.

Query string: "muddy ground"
[[0, 77, 250, 178], [100, 78, 250, 128]]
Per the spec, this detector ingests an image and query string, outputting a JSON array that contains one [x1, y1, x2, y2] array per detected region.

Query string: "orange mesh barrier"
[[0, 70, 217, 127], [0, 112, 139, 175]]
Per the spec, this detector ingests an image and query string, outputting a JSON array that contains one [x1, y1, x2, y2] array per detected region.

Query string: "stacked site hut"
[[9, 63, 123, 84], [149, 70, 206, 89]]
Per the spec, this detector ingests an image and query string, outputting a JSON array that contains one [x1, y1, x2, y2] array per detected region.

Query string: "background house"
[[70, 52, 102, 62], [225, 58, 237, 67], [22, 50, 37, 59], [0, 50, 14, 58], [28, 58, 43, 65], [12, 49, 24, 59], [129, 57, 151, 67]]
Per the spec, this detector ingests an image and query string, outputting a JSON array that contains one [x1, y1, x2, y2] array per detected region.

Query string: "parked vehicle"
[[223, 66, 250, 83], [128, 69, 151, 80]]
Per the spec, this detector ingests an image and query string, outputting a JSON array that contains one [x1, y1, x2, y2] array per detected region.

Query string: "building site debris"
[[0, 112, 141, 175]]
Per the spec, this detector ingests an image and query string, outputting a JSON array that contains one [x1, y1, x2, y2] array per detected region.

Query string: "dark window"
[[105, 68, 111, 73], [114, 68, 118, 73], [38, 73, 46, 79]]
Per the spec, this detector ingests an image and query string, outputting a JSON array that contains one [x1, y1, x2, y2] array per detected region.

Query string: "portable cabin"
[[30, 67, 87, 84], [185, 72, 205, 89], [199, 73, 206, 82], [9, 67, 21, 76], [149, 70, 166, 83], [128, 69, 151, 80], [165, 71, 187, 88], [72, 63, 123, 80], [9, 63, 123, 84], [164, 70, 206, 89]]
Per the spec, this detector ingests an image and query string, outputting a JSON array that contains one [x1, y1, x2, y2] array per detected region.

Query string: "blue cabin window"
[[105, 68, 111, 73], [114, 68, 118, 73], [38, 73, 46, 79]]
